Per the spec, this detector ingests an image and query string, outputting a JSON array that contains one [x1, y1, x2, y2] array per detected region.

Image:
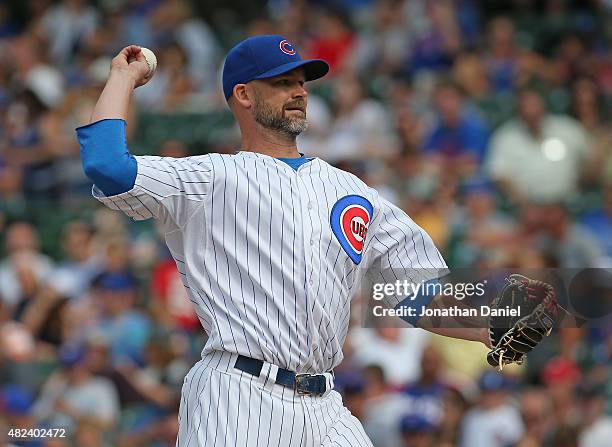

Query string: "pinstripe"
[[119, 196, 146, 219], [329, 426, 355, 447], [277, 387, 287, 447], [210, 158, 239, 351], [302, 396, 318, 446], [338, 419, 367, 447], [131, 194, 155, 218], [288, 172, 302, 371], [264, 163, 281, 366], [244, 373, 253, 446], [309, 396, 325, 446], [184, 352, 221, 446], [232, 160, 252, 357], [275, 163, 291, 368], [232, 371, 243, 444], [251, 159, 274, 360], [139, 172, 183, 189], [314, 166, 338, 362], [255, 374, 264, 447], [222, 157, 252, 356], [266, 388, 274, 447]]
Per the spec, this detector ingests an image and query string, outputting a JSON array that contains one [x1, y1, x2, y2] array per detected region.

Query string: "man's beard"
[[253, 92, 308, 138]]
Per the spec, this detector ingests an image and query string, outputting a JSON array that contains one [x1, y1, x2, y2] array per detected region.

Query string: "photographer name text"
[[372, 305, 520, 318]]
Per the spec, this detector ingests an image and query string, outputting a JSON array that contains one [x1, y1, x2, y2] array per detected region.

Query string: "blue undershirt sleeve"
[[395, 278, 440, 327], [76, 119, 137, 196]]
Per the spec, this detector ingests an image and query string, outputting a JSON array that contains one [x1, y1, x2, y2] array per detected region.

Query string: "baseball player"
[[76, 35, 532, 446]]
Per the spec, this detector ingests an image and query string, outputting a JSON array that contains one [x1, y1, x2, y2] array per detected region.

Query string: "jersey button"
[[307, 202, 313, 210], [309, 239, 314, 246]]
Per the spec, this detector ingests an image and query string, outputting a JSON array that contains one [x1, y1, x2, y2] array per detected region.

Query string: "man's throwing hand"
[[111, 45, 155, 88]]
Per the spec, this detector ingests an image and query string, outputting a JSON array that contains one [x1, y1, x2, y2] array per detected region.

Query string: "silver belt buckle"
[[294, 373, 313, 395]]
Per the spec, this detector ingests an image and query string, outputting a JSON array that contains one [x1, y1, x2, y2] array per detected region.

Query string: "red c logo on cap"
[[279, 40, 296, 55]]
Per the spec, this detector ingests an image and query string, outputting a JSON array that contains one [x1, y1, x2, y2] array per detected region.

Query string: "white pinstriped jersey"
[[93, 151, 447, 374]]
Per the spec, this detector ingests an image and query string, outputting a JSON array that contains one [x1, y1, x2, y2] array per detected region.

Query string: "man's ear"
[[233, 84, 252, 108]]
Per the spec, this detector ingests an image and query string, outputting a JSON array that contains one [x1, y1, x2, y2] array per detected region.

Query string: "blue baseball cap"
[[478, 371, 513, 392], [222, 35, 329, 100], [0, 385, 33, 415], [58, 343, 87, 367], [399, 414, 435, 434], [95, 272, 137, 291]]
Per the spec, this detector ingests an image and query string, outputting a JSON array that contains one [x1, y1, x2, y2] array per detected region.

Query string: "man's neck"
[[241, 127, 301, 158]]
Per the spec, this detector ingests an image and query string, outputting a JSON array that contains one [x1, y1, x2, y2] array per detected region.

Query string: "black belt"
[[234, 355, 328, 396]]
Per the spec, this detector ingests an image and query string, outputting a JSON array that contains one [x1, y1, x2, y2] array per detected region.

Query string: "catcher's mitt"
[[487, 274, 559, 370]]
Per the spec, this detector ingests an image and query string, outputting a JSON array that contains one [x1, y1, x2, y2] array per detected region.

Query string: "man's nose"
[[293, 84, 307, 98]]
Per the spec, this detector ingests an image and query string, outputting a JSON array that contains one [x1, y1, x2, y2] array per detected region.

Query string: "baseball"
[[140, 47, 157, 77]]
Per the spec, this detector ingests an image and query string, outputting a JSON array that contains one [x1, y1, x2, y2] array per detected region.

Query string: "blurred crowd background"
[[0, 0, 611, 446]]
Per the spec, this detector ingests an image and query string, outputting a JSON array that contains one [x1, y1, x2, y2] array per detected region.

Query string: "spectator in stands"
[[149, 0, 220, 98], [400, 345, 449, 428], [14, 279, 69, 347], [437, 388, 469, 446], [322, 73, 398, 162], [37, 0, 98, 66], [517, 388, 556, 447], [541, 357, 581, 428], [306, 8, 356, 75], [89, 272, 151, 366], [486, 87, 592, 203], [8, 34, 65, 108], [451, 177, 516, 267], [0, 3, 20, 39], [580, 182, 612, 258], [570, 77, 612, 188], [52, 220, 104, 300], [362, 364, 409, 447], [151, 247, 200, 333], [350, 0, 411, 77], [460, 371, 524, 447], [134, 42, 196, 112], [422, 80, 489, 176], [399, 414, 436, 447], [0, 384, 35, 436], [350, 322, 430, 386], [452, 52, 514, 129], [406, 0, 462, 74], [577, 381, 612, 447], [534, 203, 606, 268], [32, 343, 120, 432], [0, 221, 54, 310], [485, 16, 520, 93]]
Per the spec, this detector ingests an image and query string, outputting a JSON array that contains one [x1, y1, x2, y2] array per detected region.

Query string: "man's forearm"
[[78, 67, 139, 196], [415, 293, 491, 346], [90, 69, 136, 123], [420, 326, 490, 346]]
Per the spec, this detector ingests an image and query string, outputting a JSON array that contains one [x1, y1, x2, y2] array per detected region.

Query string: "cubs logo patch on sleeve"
[[330, 195, 374, 264]]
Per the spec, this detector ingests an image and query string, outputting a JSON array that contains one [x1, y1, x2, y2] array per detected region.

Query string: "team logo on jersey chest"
[[330, 195, 374, 264]]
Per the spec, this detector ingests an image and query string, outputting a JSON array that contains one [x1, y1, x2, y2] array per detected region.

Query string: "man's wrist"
[[108, 68, 137, 90], [481, 327, 492, 348]]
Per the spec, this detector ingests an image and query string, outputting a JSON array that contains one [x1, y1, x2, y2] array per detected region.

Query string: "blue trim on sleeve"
[[276, 153, 311, 171], [76, 119, 137, 196], [395, 278, 440, 327]]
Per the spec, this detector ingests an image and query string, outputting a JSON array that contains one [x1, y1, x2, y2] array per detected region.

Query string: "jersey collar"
[[236, 150, 321, 173]]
